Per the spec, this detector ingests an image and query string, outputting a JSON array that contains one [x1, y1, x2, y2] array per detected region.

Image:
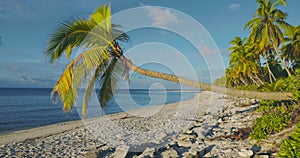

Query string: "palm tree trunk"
[[239, 77, 248, 86], [254, 74, 264, 85], [269, 28, 292, 76], [248, 73, 260, 86], [265, 56, 276, 83], [119, 56, 293, 100], [272, 44, 292, 76]]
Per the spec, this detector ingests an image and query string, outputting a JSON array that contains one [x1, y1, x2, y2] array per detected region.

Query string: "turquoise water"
[[0, 88, 198, 134]]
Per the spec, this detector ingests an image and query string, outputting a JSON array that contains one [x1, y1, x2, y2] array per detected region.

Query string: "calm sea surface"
[[0, 88, 198, 134]]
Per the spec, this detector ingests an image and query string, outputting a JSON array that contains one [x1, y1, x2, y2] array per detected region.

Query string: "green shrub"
[[250, 113, 292, 140], [250, 101, 296, 140], [258, 100, 297, 114], [278, 122, 300, 158], [278, 69, 300, 101]]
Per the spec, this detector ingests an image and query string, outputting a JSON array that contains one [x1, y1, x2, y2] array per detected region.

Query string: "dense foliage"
[[250, 100, 297, 140], [233, 69, 300, 100], [226, 0, 300, 88], [226, 1, 300, 146], [278, 122, 300, 157]]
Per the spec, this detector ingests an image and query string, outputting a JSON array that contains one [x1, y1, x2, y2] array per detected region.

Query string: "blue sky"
[[0, 0, 299, 88]]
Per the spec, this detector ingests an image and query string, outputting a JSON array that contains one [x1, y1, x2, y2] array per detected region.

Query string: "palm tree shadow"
[[96, 147, 115, 158]]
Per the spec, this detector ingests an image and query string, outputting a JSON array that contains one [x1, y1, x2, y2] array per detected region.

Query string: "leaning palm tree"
[[244, 0, 292, 76], [46, 4, 293, 117]]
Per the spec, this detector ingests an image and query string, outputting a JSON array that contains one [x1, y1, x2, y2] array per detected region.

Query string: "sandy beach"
[[0, 91, 273, 157]]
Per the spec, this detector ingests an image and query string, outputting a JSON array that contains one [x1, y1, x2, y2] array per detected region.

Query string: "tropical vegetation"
[[249, 100, 297, 140], [226, 0, 299, 89], [278, 122, 300, 157], [224, 0, 300, 155], [45, 0, 300, 156]]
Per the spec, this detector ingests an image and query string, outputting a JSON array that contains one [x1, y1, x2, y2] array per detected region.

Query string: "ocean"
[[0, 88, 198, 134]]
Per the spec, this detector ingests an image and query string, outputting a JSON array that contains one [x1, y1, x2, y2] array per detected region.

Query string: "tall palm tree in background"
[[244, 0, 292, 76], [46, 4, 293, 117], [281, 25, 300, 71]]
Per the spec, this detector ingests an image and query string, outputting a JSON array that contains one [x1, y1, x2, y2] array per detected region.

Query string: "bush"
[[250, 101, 296, 140], [250, 113, 292, 140], [278, 122, 300, 157], [282, 69, 300, 101]]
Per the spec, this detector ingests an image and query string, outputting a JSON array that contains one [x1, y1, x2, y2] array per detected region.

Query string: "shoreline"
[[0, 91, 202, 145], [0, 89, 199, 136], [0, 91, 269, 157]]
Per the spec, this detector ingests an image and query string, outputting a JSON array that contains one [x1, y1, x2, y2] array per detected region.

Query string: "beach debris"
[[177, 140, 193, 147], [238, 149, 254, 157], [136, 147, 155, 158], [110, 145, 129, 158], [161, 148, 178, 158]]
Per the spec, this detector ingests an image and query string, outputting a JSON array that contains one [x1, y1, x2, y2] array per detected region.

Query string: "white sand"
[[0, 91, 232, 157], [1, 91, 221, 144]]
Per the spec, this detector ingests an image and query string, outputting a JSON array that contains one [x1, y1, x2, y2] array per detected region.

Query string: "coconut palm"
[[244, 0, 292, 76], [228, 37, 263, 86], [281, 25, 300, 71], [46, 4, 293, 117]]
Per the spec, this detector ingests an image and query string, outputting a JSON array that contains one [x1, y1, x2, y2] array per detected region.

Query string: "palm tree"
[[46, 4, 293, 117], [228, 37, 264, 86], [281, 25, 300, 71], [244, 0, 292, 76]]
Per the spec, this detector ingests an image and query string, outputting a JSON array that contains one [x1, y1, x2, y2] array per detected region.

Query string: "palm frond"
[[46, 15, 128, 63], [46, 19, 97, 62], [51, 47, 110, 112], [276, 20, 291, 32], [271, 9, 287, 20], [112, 28, 130, 42], [98, 57, 119, 108], [81, 66, 102, 118], [244, 17, 261, 30], [89, 4, 112, 33], [271, 0, 286, 8], [51, 65, 76, 111]]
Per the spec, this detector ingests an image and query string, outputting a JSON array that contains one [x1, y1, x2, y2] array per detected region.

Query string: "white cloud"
[[143, 6, 179, 27], [228, 3, 241, 11]]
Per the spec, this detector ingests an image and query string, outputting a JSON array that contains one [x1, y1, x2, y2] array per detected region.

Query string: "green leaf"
[[90, 4, 112, 33], [98, 57, 119, 108]]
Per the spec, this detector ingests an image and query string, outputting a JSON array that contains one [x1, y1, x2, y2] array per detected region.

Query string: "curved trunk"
[[120, 56, 293, 100]]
